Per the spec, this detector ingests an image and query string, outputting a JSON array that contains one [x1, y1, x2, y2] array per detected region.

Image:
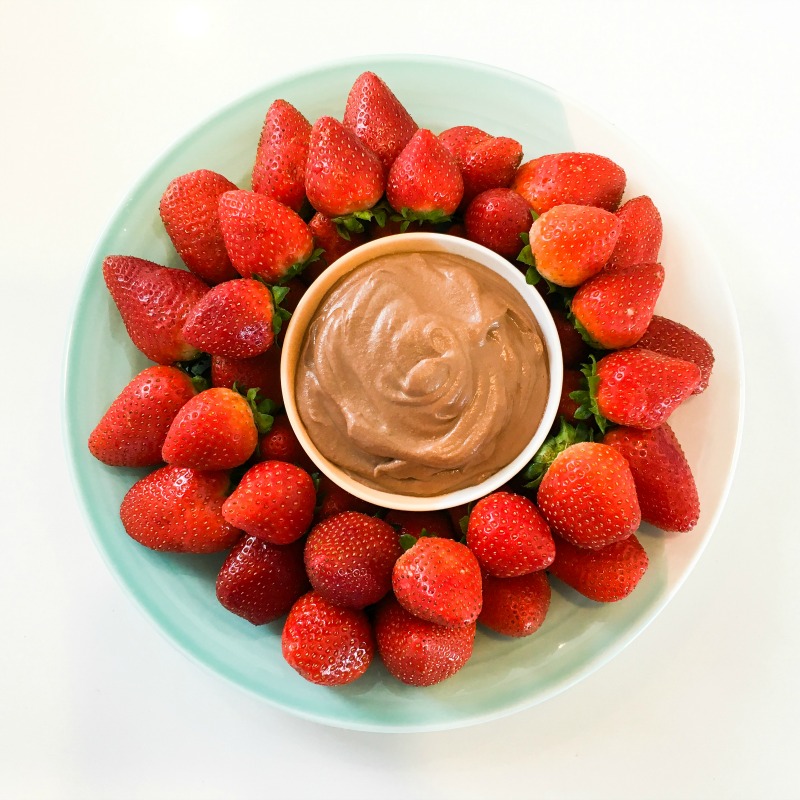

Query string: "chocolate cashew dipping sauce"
[[295, 250, 549, 497]]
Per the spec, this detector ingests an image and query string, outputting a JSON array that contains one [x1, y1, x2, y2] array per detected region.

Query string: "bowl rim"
[[280, 231, 564, 511]]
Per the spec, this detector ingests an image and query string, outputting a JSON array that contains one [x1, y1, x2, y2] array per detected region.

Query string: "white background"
[[2, 1, 799, 797]]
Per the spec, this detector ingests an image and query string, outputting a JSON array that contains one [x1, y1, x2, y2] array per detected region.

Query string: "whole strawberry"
[[343, 71, 418, 171], [464, 188, 532, 257], [528, 204, 621, 287], [211, 348, 281, 396], [120, 466, 240, 553], [478, 571, 551, 637], [392, 537, 482, 627], [570, 262, 665, 349], [512, 152, 626, 215], [314, 474, 376, 521], [467, 492, 555, 577], [256, 414, 314, 472], [374, 595, 476, 686], [159, 169, 239, 284], [549, 533, 649, 602], [384, 509, 456, 540], [304, 512, 402, 609], [102, 256, 209, 364], [551, 308, 590, 368], [603, 424, 700, 532], [607, 195, 663, 270], [305, 116, 385, 217], [282, 591, 374, 686], [88, 366, 196, 467], [304, 211, 368, 285], [222, 460, 315, 544], [162, 387, 258, 470], [635, 315, 714, 394], [216, 535, 310, 625], [251, 99, 311, 213], [557, 369, 584, 425], [218, 190, 314, 283], [537, 442, 641, 549]]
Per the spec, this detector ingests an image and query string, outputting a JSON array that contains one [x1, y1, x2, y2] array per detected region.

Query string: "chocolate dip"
[[295, 250, 549, 496]]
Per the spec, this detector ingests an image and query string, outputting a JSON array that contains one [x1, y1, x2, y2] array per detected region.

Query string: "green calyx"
[[176, 352, 211, 392], [332, 201, 391, 239], [568, 307, 606, 350], [240, 385, 278, 435], [570, 356, 612, 434], [518, 233, 573, 311], [399, 527, 435, 552], [269, 285, 293, 336], [391, 207, 453, 233], [522, 417, 595, 490]]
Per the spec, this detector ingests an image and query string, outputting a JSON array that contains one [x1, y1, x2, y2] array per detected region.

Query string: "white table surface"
[[2, 1, 799, 797]]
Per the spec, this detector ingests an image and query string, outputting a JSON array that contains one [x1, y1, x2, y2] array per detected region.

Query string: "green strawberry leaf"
[[572, 356, 612, 434], [518, 244, 536, 269], [270, 285, 294, 335], [310, 472, 321, 493], [244, 387, 278, 435], [522, 417, 594, 490], [332, 201, 392, 238], [391, 207, 453, 230], [176, 352, 212, 384], [569, 309, 606, 349], [399, 533, 417, 551], [190, 375, 208, 393]]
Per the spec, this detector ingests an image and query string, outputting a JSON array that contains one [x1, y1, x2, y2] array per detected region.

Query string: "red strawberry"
[[445, 222, 467, 238], [589, 349, 701, 430], [256, 415, 313, 472], [570, 262, 665, 349], [159, 169, 239, 285], [557, 369, 584, 424], [182, 279, 276, 358], [603, 424, 700, 532], [528, 204, 621, 287], [305, 116, 385, 217], [374, 595, 475, 686], [467, 492, 555, 577], [463, 188, 531, 257], [162, 387, 258, 469], [384, 509, 456, 540], [635, 315, 714, 394], [551, 308, 590, 368], [222, 460, 315, 544], [392, 537, 482, 627], [478, 571, 551, 637], [343, 71, 418, 171], [386, 129, 464, 222], [549, 533, 649, 602], [218, 190, 314, 283], [211, 348, 281, 396], [216, 535, 310, 625], [607, 195, 663, 270], [251, 99, 311, 213], [303, 212, 368, 285], [88, 366, 196, 467], [437, 126, 490, 161], [282, 591, 374, 686], [102, 256, 209, 364], [314, 474, 376, 521], [512, 152, 626, 215], [537, 442, 641, 549], [120, 466, 240, 553], [304, 512, 402, 609]]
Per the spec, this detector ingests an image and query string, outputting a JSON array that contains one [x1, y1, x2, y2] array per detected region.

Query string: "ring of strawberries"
[[88, 70, 714, 689]]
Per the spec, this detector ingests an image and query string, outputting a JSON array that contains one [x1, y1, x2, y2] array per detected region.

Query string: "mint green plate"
[[63, 56, 743, 731]]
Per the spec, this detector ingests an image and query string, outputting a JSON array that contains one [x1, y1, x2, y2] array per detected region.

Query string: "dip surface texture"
[[295, 250, 549, 496]]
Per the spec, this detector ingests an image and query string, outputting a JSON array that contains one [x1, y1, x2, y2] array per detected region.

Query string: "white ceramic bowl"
[[281, 232, 563, 511]]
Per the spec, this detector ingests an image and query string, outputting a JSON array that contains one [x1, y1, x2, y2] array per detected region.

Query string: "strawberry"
[[478, 571, 551, 637], [549, 533, 649, 602], [392, 537, 482, 627], [570, 262, 665, 349], [182, 278, 277, 358], [159, 169, 239, 285], [557, 369, 584, 424], [282, 591, 374, 686], [343, 71, 418, 171], [551, 308, 590, 368], [439, 125, 523, 204], [162, 387, 259, 469], [512, 152, 626, 215], [217, 190, 314, 283], [537, 442, 641, 549], [314, 474, 376, 521], [575, 349, 702, 431], [276, 278, 306, 314], [303, 212, 368, 285], [386, 129, 464, 225], [102, 256, 209, 364], [305, 116, 385, 218], [635, 315, 714, 394], [603, 424, 700, 532], [374, 595, 475, 686], [304, 512, 402, 609], [467, 492, 555, 577], [88, 366, 196, 467], [607, 195, 663, 270], [256, 415, 313, 472], [211, 348, 281, 396], [384, 509, 456, 540], [120, 466, 240, 553], [216, 535, 310, 625], [528, 204, 621, 287], [251, 99, 311, 213], [463, 188, 532, 257], [222, 460, 315, 544]]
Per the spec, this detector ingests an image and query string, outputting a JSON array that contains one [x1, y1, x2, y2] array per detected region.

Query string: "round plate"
[[63, 55, 744, 732]]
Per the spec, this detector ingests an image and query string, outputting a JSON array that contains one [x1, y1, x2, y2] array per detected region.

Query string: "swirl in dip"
[[295, 250, 549, 497]]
